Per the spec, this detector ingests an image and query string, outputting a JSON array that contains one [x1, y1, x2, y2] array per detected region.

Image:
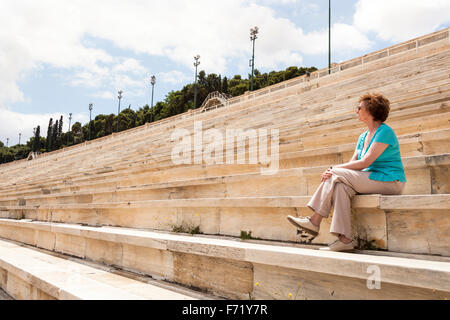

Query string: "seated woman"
[[287, 93, 407, 252]]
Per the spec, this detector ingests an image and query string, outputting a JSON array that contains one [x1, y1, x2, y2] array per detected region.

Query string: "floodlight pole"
[[88, 103, 93, 141], [117, 90, 123, 132], [250, 27, 259, 91], [250, 26, 259, 91], [193, 55, 200, 109], [150, 76, 156, 122], [328, 0, 331, 74], [67, 113, 72, 145]]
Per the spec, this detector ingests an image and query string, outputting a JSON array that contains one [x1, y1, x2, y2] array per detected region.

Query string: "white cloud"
[[1, 0, 448, 120], [354, 0, 450, 42], [0, 1, 151, 109], [160, 71, 192, 85], [0, 108, 88, 146], [74, 0, 371, 70], [67, 59, 147, 97], [112, 58, 147, 75], [91, 91, 115, 100], [0, 0, 374, 111], [0, 39, 35, 105], [299, 23, 373, 56], [0, 1, 113, 70], [256, 0, 302, 4], [69, 69, 108, 88]]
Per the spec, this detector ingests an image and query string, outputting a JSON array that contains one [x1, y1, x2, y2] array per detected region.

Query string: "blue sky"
[[0, 0, 449, 145]]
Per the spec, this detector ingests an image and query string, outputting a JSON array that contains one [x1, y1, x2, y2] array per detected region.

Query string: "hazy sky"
[[1, 0, 449, 145]]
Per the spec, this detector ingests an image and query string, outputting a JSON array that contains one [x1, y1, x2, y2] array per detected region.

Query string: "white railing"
[[199, 91, 233, 112]]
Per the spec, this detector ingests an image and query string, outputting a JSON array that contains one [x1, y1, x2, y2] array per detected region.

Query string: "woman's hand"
[[321, 167, 333, 182]]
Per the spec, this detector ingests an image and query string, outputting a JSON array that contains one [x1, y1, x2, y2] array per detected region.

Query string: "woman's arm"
[[350, 147, 359, 162], [334, 142, 388, 171], [321, 142, 388, 182]]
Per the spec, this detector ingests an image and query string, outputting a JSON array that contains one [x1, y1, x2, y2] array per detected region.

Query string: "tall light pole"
[[18, 133, 21, 145], [328, 0, 331, 74], [249, 26, 259, 91], [117, 90, 123, 132], [67, 113, 72, 145], [6, 138, 9, 148], [88, 103, 93, 141], [150, 75, 156, 122], [193, 55, 200, 109]]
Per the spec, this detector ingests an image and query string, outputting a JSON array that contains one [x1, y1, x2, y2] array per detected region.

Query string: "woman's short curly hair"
[[359, 93, 390, 122]]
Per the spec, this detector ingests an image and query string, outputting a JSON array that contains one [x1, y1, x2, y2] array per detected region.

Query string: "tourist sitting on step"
[[287, 93, 407, 252]]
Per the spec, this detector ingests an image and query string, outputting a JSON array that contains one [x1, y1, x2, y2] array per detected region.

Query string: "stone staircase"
[[0, 28, 449, 300]]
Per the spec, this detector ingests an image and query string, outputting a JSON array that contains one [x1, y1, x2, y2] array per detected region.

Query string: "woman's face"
[[356, 101, 372, 123]]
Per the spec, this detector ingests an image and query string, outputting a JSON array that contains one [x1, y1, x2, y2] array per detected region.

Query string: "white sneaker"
[[319, 239, 355, 252], [286, 215, 320, 236]]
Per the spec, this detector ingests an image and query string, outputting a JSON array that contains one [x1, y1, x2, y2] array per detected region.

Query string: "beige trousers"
[[307, 168, 405, 239]]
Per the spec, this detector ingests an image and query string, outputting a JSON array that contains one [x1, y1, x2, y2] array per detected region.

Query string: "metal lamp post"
[[6, 138, 9, 148], [328, 0, 331, 74], [117, 90, 123, 132], [67, 113, 72, 145], [150, 75, 156, 122], [249, 26, 259, 91], [88, 103, 93, 141], [193, 55, 200, 109]]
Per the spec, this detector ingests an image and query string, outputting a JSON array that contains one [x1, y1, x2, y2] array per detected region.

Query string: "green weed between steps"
[[240, 230, 261, 240], [172, 224, 202, 235]]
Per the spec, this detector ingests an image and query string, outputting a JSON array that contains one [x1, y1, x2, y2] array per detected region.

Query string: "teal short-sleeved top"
[[356, 123, 407, 182]]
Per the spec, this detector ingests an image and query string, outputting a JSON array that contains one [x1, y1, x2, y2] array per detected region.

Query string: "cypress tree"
[[46, 118, 53, 151], [57, 115, 63, 148], [52, 120, 58, 151], [58, 116, 63, 137], [222, 77, 229, 94], [33, 126, 41, 152]]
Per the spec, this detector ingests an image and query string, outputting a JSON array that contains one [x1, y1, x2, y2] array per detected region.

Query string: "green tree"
[[46, 118, 53, 151], [230, 83, 248, 96], [136, 105, 151, 126], [94, 118, 107, 138], [57, 115, 63, 148], [119, 108, 137, 131], [71, 122, 83, 145], [0, 147, 14, 164], [11, 144, 31, 160], [33, 126, 41, 152], [222, 76, 229, 94], [51, 120, 59, 151]]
